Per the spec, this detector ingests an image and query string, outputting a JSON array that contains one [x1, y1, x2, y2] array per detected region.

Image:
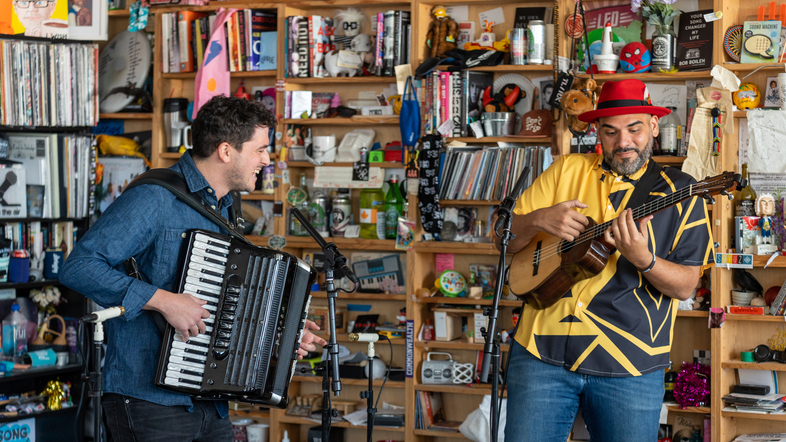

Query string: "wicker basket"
[[29, 314, 67, 352]]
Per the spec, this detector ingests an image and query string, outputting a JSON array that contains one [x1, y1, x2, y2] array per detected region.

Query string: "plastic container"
[[3, 304, 27, 358]]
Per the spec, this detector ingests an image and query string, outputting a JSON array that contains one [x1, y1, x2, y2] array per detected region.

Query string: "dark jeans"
[[102, 393, 232, 442]]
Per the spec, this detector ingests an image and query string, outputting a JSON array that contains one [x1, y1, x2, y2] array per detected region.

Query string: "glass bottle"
[[651, 23, 676, 72], [359, 187, 386, 239], [384, 174, 404, 239], [292, 173, 310, 236], [659, 107, 681, 156], [664, 361, 677, 402], [736, 164, 757, 217]]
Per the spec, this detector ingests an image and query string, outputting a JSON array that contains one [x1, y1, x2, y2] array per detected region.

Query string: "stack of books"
[[722, 392, 786, 414]]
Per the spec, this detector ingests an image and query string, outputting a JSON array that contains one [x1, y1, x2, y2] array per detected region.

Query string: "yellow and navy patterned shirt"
[[513, 153, 714, 377]]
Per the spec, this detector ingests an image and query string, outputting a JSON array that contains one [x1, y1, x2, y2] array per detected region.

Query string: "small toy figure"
[[397, 308, 406, 327], [757, 193, 775, 244], [425, 5, 457, 58]]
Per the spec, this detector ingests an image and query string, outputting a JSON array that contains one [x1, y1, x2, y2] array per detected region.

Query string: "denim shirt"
[[60, 152, 232, 417]]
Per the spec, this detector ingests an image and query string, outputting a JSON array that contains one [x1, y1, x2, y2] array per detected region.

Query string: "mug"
[[172, 122, 193, 150], [246, 423, 269, 442], [312, 135, 336, 163], [777, 73, 786, 110]]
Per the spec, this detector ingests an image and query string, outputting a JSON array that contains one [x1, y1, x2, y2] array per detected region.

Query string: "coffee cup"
[[246, 423, 269, 442]]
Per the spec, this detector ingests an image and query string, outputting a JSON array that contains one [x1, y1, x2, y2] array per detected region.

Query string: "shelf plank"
[[446, 136, 550, 143], [417, 296, 521, 307], [241, 192, 275, 201], [416, 338, 511, 353], [276, 414, 406, 431], [162, 70, 276, 79], [281, 117, 399, 125], [414, 429, 468, 438], [677, 310, 708, 318], [667, 405, 711, 414], [722, 359, 786, 371], [285, 161, 404, 168], [439, 200, 501, 206], [413, 241, 503, 255], [292, 376, 405, 387], [416, 383, 507, 396], [576, 71, 712, 81], [652, 156, 685, 165], [721, 410, 786, 421], [99, 113, 153, 120], [724, 314, 786, 322], [279, 236, 399, 251], [310, 291, 406, 301], [437, 64, 553, 73], [721, 63, 786, 72], [228, 409, 270, 420], [752, 255, 786, 267], [286, 76, 397, 84]]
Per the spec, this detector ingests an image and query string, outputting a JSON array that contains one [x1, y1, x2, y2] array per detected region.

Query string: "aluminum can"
[[527, 20, 545, 65], [511, 28, 527, 65], [309, 192, 330, 236], [330, 191, 352, 237]]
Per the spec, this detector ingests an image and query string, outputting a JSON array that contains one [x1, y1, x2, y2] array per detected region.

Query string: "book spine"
[[451, 72, 462, 137], [375, 12, 384, 76], [297, 18, 309, 77], [726, 305, 765, 315], [237, 10, 247, 72]]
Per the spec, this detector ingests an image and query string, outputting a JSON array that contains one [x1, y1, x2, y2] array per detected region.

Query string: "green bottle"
[[360, 187, 386, 239], [384, 174, 404, 239], [292, 173, 310, 236]]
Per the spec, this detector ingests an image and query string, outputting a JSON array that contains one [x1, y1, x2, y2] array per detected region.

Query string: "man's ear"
[[651, 114, 659, 138], [216, 142, 233, 163]]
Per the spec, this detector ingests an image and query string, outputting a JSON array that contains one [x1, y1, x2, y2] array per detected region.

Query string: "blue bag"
[[399, 76, 420, 148]]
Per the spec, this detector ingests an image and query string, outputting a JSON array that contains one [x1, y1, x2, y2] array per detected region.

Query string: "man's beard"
[[602, 135, 654, 176]]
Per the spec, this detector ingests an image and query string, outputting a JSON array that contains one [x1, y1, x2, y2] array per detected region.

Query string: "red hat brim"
[[579, 105, 671, 124]]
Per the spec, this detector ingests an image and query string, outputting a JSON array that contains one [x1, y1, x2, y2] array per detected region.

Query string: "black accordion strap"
[[125, 169, 252, 245]]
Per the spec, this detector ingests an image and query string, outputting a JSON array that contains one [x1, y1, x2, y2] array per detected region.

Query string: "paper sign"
[[314, 166, 383, 188], [715, 253, 753, 268], [0, 418, 35, 441], [438, 119, 455, 137], [479, 7, 505, 27], [445, 5, 469, 22], [352, 162, 370, 181], [435, 253, 455, 273], [395, 64, 413, 95]]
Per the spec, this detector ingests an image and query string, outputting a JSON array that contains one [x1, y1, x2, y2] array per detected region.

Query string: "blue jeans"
[[505, 341, 663, 442], [102, 393, 232, 442]]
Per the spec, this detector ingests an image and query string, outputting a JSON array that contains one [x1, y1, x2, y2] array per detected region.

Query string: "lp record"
[[98, 30, 152, 113], [672, 429, 694, 442]]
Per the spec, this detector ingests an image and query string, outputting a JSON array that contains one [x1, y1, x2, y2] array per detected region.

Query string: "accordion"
[[155, 229, 317, 407]]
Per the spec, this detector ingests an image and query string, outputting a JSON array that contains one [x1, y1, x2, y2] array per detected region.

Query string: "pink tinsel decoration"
[[673, 362, 711, 409]]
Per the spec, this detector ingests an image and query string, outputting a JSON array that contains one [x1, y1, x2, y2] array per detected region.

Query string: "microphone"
[[81, 306, 126, 323], [348, 332, 379, 343], [495, 167, 530, 232]]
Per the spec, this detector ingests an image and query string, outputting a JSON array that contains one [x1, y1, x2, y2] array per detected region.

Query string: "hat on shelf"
[[511, 109, 552, 138], [578, 79, 671, 124]]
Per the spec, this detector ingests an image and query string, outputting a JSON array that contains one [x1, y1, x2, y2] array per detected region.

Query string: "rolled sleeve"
[[60, 185, 165, 318]]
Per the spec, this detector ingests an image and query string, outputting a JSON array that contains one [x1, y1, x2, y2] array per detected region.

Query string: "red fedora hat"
[[578, 79, 670, 124]]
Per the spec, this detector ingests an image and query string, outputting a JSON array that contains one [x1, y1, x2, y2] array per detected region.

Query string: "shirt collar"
[[173, 152, 235, 209]]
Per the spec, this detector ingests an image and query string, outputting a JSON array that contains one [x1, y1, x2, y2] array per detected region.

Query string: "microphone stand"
[[360, 340, 376, 442], [292, 208, 358, 442], [480, 167, 530, 442], [83, 318, 107, 442]]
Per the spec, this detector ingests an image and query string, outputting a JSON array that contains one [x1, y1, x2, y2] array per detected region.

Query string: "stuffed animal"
[[560, 78, 601, 134], [425, 5, 458, 58], [325, 51, 357, 77]]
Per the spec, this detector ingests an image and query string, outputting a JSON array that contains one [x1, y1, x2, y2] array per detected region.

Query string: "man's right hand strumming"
[[145, 289, 210, 340], [500, 199, 590, 254]]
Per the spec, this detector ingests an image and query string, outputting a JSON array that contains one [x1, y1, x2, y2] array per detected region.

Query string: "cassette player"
[[421, 352, 457, 384]]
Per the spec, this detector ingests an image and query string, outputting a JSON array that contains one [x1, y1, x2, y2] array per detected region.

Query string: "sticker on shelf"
[[281, 169, 290, 184], [275, 79, 286, 92], [715, 253, 753, 269], [268, 235, 287, 250], [275, 131, 283, 140]]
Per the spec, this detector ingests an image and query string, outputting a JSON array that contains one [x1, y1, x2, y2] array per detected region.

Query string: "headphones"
[[753, 345, 786, 363]]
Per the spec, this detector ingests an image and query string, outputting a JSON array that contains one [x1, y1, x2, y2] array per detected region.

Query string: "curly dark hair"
[[191, 95, 277, 159]]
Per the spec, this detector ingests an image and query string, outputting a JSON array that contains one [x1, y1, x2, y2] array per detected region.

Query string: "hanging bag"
[[400, 76, 421, 148]]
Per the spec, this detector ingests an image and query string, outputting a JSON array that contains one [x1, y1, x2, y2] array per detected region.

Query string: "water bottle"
[[2, 304, 27, 357]]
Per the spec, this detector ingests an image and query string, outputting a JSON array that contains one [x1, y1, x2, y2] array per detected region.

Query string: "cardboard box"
[[433, 310, 462, 341], [307, 305, 347, 337]]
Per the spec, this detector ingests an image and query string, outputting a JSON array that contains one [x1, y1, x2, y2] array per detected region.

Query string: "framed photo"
[[764, 76, 781, 108]]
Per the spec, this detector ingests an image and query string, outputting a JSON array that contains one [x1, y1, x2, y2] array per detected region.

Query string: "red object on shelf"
[[384, 141, 403, 162]]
